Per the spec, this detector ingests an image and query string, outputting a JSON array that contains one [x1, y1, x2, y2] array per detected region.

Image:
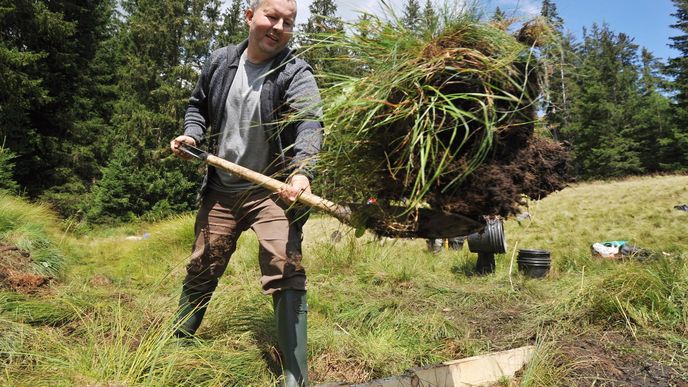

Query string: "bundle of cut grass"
[[313, 10, 568, 232]]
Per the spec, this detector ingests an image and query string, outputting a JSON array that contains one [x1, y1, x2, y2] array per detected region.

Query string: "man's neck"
[[245, 46, 288, 65], [246, 48, 271, 65]]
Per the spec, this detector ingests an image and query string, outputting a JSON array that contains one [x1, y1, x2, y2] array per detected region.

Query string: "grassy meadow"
[[1, 175, 687, 385]]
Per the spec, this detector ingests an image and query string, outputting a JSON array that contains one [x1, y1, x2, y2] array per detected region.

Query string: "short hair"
[[249, 0, 297, 16]]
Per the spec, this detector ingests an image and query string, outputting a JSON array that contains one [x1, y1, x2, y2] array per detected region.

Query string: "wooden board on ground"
[[318, 345, 535, 387]]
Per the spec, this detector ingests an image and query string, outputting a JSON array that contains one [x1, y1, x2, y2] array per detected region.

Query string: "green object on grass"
[[602, 240, 628, 248]]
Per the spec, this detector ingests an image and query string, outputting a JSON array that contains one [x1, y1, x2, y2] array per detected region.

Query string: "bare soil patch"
[[557, 331, 687, 386], [312, 352, 375, 385], [0, 243, 52, 294]]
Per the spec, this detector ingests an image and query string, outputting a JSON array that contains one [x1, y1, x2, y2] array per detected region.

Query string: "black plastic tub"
[[517, 249, 551, 278], [516, 260, 551, 265], [518, 249, 550, 257]]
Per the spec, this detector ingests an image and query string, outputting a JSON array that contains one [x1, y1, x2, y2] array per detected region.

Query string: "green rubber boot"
[[273, 289, 308, 386], [173, 282, 216, 338]]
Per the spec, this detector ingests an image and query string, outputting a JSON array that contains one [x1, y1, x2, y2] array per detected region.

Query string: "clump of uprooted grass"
[[311, 7, 567, 227]]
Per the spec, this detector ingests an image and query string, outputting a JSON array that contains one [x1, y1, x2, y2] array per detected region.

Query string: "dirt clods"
[[0, 243, 52, 294]]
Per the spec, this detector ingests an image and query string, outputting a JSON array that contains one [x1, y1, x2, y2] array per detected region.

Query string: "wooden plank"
[[318, 345, 535, 387]]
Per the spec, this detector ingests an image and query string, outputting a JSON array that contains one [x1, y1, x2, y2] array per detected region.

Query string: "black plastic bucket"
[[518, 249, 550, 257], [517, 249, 551, 278], [467, 217, 507, 254]]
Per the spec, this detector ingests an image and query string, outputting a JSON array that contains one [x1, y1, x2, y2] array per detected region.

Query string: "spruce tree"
[[299, 0, 346, 78], [184, 0, 222, 69], [87, 0, 219, 221], [0, 146, 19, 193], [539, 0, 573, 140], [540, 0, 563, 30], [217, 0, 249, 48], [0, 0, 117, 215], [402, 0, 422, 31], [661, 0, 688, 170], [667, 0, 688, 110], [635, 49, 676, 172], [0, 1, 63, 177], [421, 0, 438, 35], [561, 24, 644, 178], [491, 6, 505, 22], [303, 0, 340, 34]]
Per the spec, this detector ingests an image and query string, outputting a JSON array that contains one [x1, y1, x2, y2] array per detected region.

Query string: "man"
[[426, 237, 464, 253], [170, 0, 322, 385]]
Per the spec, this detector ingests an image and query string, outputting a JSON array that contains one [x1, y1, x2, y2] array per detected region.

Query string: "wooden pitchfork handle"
[[178, 143, 352, 222]]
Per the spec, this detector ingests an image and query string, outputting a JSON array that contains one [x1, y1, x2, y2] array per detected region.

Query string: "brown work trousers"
[[183, 188, 308, 295]]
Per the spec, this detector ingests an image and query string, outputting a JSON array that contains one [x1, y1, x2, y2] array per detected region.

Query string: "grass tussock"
[[0, 193, 66, 278], [564, 257, 688, 334]]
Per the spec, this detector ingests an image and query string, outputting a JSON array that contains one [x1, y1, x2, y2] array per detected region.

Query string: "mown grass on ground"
[[1, 175, 687, 386]]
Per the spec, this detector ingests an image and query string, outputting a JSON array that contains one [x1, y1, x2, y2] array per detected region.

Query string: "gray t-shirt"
[[209, 52, 274, 192]]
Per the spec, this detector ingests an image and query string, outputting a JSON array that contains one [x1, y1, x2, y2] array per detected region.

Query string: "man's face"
[[246, 0, 296, 63]]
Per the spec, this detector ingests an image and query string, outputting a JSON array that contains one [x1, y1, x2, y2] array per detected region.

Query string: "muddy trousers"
[[173, 189, 309, 384]]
